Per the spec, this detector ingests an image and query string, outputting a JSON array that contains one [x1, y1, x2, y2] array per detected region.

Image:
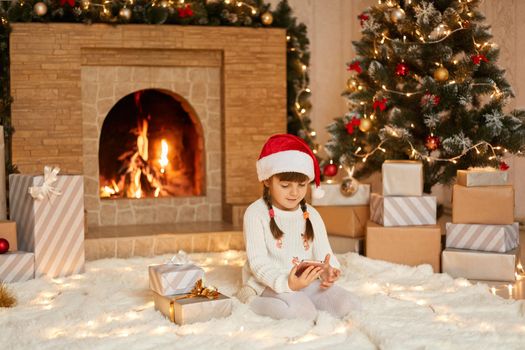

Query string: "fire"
[[159, 139, 169, 174], [100, 118, 173, 199]]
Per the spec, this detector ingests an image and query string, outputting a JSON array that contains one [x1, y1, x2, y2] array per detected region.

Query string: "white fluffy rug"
[[1, 251, 525, 350]]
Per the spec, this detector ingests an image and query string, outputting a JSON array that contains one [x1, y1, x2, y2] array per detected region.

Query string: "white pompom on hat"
[[256, 134, 321, 187]]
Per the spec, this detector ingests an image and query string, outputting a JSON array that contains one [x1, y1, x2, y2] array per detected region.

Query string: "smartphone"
[[294, 260, 325, 277]]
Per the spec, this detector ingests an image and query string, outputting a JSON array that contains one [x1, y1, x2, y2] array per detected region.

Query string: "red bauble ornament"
[[323, 163, 338, 177], [59, 0, 75, 7], [425, 135, 440, 151], [499, 161, 510, 171], [396, 63, 409, 76], [0, 238, 9, 254]]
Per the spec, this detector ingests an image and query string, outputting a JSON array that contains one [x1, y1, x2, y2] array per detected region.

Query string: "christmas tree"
[[325, 0, 525, 193]]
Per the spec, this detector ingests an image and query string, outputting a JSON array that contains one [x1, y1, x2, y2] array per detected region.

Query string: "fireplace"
[[9, 23, 287, 229], [81, 64, 222, 226], [99, 89, 204, 199]]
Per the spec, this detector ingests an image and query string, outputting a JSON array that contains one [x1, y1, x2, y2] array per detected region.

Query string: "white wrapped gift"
[[311, 183, 370, 206], [149, 255, 205, 296], [382, 160, 423, 196], [456, 168, 509, 187]]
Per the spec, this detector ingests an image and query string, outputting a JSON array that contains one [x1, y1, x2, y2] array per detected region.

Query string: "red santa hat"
[[256, 134, 321, 187]]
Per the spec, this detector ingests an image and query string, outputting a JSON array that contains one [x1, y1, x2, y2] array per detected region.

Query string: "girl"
[[237, 134, 359, 320]]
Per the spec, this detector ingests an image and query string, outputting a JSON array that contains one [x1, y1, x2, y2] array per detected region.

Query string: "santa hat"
[[256, 134, 321, 187]]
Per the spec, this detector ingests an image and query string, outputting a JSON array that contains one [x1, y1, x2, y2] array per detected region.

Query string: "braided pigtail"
[[263, 186, 284, 240], [300, 199, 314, 241]]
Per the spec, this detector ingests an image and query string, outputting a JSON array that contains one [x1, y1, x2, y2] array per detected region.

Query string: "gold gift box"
[[366, 221, 442, 272], [442, 248, 519, 282], [315, 205, 369, 238], [153, 292, 232, 325], [382, 160, 423, 196], [456, 169, 508, 187], [452, 184, 514, 225]]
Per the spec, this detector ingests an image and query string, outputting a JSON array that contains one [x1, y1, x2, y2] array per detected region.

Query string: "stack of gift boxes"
[[0, 167, 85, 283], [310, 180, 370, 254], [149, 258, 232, 325], [366, 161, 441, 272], [442, 169, 520, 283]]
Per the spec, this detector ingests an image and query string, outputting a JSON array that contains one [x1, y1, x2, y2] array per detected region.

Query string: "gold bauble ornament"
[[340, 177, 359, 197], [119, 7, 132, 20], [390, 8, 406, 23], [359, 118, 372, 132], [80, 0, 90, 10], [261, 12, 273, 26], [33, 2, 47, 16], [433, 66, 449, 82], [346, 78, 359, 93]]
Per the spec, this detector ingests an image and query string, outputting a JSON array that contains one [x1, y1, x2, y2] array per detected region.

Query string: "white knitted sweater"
[[242, 198, 340, 295]]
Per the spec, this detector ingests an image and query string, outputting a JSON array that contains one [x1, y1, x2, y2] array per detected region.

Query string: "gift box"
[[456, 168, 508, 187], [9, 168, 85, 278], [445, 222, 519, 253], [315, 205, 369, 238], [370, 193, 436, 227], [153, 291, 232, 325], [382, 160, 423, 196], [366, 221, 441, 272], [452, 184, 514, 225], [442, 248, 519, 282], [0, 251, 34, 283], [328, 235, 365, 255], [0, 220, 17, 252], [310, 183, 370, 206], [149, 263, 205, 296]]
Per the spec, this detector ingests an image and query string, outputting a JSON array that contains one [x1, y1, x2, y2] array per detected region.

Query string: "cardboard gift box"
[[315, 205, 369, 238], [445, 222, 519, 253], [366, 221, 441, 272], [328, 235, 365, 255], [442, 248, 519, 282], [0, 220, 17, 252], [153, 291, 232, 325], [310, 183, 370, 206], [370, 193, 436, 227], [9, 170, 85, 278], [382, 160, 423, 196], [452, 184, 514, 225], [149, 263, 205, 296], [456, 169, 508, 187], [0, 251, 34, 283]]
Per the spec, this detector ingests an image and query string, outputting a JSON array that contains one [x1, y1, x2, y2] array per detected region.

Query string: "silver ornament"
[[119, 7, 132, 20], [340, 177, 359, 197], [390, 8, 406, 23], [33, 2, 48, 16]]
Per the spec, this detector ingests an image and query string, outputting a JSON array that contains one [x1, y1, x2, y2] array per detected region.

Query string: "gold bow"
[[28, 166, 62, 201], [174, 279, 219, 300]]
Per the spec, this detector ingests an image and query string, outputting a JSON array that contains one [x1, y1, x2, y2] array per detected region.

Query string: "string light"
[[378, 82, 504, 98], [380, 27, 466, 45], [353, 137, 506, 165]]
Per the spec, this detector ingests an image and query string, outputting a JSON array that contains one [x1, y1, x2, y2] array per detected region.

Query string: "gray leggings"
[[249, 280, 360, 320]]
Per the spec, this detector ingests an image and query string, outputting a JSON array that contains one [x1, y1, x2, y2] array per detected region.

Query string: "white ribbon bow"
[[28, 166, 62, 201], [165, 250, 192, 265]]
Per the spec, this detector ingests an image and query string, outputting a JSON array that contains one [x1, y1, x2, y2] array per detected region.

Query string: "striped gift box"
[[9, 174, 85, 278], [370, 193, 437, 227], [0, 251, 34, 283], [149, 263, 204, 296], [446, 222, 519, 253]]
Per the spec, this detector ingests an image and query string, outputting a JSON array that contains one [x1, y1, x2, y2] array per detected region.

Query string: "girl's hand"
[[320, 254, 341, 289], [288, 264, 323, 291]]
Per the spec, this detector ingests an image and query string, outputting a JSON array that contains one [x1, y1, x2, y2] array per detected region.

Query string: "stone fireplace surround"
[[10, 23, 287, 233]]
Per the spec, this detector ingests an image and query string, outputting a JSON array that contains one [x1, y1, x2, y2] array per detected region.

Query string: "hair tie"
[[269, 209, 275, 219], [303, 211, 309, 220]]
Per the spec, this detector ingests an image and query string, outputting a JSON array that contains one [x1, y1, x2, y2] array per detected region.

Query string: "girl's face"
[[264, 176, 308, 211]]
